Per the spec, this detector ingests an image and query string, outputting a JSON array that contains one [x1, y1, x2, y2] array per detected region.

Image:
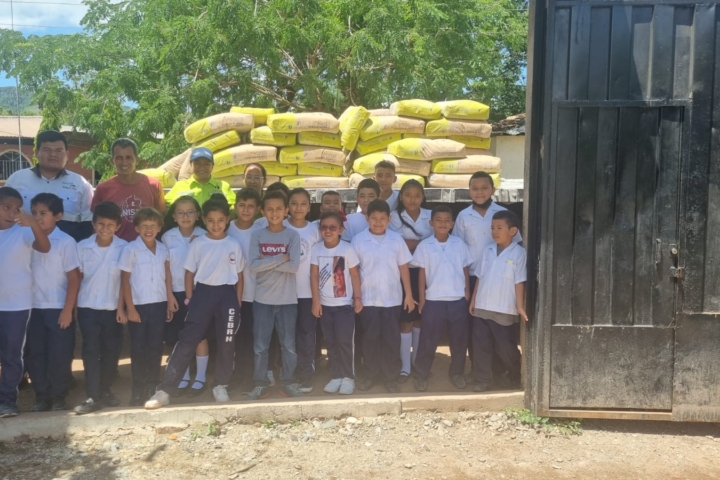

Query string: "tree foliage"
[[0, 0, 527, 175]]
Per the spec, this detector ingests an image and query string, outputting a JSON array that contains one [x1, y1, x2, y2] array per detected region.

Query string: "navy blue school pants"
[[127, 302, 167, 395], [26, 308, 75, 401], [320, 305, 355, 380], [0, 310, 31, 405], [360, 306, 401, 383], [77, 308, 123, 400], [471, 316, 521, 385], [295, 298, 317, 381], [231, 301, 255, 386], [164, 292, 187, 347], [414, 299, 469, 379], [158, 284, 240, 392]]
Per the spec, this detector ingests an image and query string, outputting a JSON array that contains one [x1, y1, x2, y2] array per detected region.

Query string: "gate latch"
[[669, 266, 685, 279]]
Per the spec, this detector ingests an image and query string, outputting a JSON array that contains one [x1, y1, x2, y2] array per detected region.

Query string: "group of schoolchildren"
[[0, 156, 527, 418]]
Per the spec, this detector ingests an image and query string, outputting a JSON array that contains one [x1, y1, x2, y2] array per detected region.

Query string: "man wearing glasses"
[[91, 138, 166, 241], [165, 147, 236, 207]]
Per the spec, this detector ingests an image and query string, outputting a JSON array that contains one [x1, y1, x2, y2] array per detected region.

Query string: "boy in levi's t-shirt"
[[247, 190, 302, 400]]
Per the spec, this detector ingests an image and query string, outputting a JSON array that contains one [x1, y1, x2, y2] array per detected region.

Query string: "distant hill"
[[0, 86, 39, 114]]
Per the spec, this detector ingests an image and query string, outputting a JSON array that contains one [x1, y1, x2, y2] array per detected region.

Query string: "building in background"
[[491, 113, 526, 180], [0, 116, 95, 184]]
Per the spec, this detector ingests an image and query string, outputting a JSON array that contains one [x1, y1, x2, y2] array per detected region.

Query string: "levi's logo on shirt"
[[261, 243, 287, 255]]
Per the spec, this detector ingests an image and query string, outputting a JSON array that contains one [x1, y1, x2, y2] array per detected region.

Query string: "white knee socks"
[[193, 355, 209, 389], [179, 368, 191, 388], [400, 332, 413, 375], [412, 327, 421, 365]]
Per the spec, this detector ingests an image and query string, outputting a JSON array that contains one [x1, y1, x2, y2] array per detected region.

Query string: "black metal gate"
[[526, 1, 720, 421]]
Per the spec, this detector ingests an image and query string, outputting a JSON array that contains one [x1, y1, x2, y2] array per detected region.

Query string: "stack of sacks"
[[427, 100, 492, 150], [349, 138, 465, 188], [428, 152, 502, 188], [267, 112, 349, 188]]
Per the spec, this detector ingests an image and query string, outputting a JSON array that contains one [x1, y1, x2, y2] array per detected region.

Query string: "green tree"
[[0, 0, 527, 176]]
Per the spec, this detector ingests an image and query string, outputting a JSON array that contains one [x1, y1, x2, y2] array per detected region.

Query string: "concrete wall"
[[491, 135, 525, 180]]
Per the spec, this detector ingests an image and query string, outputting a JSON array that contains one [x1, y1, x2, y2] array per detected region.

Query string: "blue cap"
[[190, 147, 214, 163]]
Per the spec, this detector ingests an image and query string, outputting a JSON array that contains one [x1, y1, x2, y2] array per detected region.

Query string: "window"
[[0, 150, 32, 182]]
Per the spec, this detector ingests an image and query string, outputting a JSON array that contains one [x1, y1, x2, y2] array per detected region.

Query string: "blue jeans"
[[253, 302, 298, 387]]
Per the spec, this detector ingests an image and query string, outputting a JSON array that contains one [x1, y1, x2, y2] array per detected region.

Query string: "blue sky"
[[0, 0, 87, 87]]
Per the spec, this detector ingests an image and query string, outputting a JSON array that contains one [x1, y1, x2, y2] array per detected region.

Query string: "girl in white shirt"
[[161, 196, 208, 397], [389, 179, 432, 381]]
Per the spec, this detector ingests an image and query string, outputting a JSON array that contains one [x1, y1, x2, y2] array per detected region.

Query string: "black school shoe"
[[472, 382, 491, 393], [186, 381, 207, 398], [397, 373, 410, 384], [356, 378, 374, 391], [451, 375, 467, 390], [100, 391, 120, 407], [73, 399, 102, 415], [414, 377, 428, 392], [385, 381, 400, 394], [0, 402, 19, 418], [52, 397, 68, 411], [31, 399, 53, 412]]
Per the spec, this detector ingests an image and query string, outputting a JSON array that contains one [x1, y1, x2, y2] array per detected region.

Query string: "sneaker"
[[324, 378, 343, 394], [212, 385, 230, 403], [144, 391, 170, 410], [451, 374, 467, 390], [279, 384, 305, 398], [414, 377, 428, 392], [339, 378, 355, 395], [31, 399, 52, 412], [0, 402, 19, 418], [397, 373, 410, 384], [267, 370, 276, 387], [52, 397, 68, 411], [357, 378, 374, 391], [472, 382, 491, 393], [385, 381, 400, 394], [245, 386, 269, 401], [100, 391, 120, 407], [74, 398, 102, 415], [298, 380, 314, 393]]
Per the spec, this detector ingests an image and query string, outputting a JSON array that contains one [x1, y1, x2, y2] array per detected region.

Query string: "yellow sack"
[[390, 99, 442, 120], [297, 131, 343, 149], [431, 155, 501, 174], [387, 138, 466, 161], [355, 134, 402, 156], [448, 135, 492, 149], [193, 130, 242, 152], [282, 176, 350, 189], [215, 175, 280, 188], [213, 145, 278, 175], [353, 153, 399, 175], [359, 116, 425, 141], [338, 106, 371, 151], [464, 147, 494, 156], [425, 118, 492, 138], [250, 126, 297, 147], [160, 149, 191, 178], [267, 112, 340, 134], [402, 133, 425, 139], [349, 173, 424, 188], [396, 159, 431, 176], [184, 113, 254, 143], [278, 146, 347, 166], [368, 108, 393, 117], [428, 172, 500, 188], [138, 168, 176, 188], [297, 162, 344, 177], [436, 100, 490, 120], [230, 106, 275, 125]]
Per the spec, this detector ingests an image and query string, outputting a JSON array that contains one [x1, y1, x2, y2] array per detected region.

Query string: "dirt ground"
[[2, 410, 720, 479]]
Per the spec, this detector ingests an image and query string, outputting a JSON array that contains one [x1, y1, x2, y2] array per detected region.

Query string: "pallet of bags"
[[428, 100, 493, 150]]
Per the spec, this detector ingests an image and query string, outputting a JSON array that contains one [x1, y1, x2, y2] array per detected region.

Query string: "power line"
[[0, 23, 84, 29]]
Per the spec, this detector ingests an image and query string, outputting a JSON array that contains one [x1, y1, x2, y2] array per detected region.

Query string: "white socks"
[[412, 327, 421, 365], [193, 355, 209, 389], [400, 332, 413, 375], [178, 368, 191, 389]]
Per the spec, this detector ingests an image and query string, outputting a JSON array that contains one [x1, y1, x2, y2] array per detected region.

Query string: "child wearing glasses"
[[160, 196, 208, 397]]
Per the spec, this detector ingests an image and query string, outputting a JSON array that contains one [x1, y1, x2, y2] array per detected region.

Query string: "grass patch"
[[505, 408, 582, 435]]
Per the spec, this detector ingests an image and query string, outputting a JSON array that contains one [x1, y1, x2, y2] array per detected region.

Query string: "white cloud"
[[0, 1, 88, 33]]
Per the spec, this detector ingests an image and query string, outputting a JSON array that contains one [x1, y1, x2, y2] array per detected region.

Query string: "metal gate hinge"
[[669, 266, 685, 279]]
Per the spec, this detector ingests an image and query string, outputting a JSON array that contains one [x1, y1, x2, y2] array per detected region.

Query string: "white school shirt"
[[474, 242, 527, 315], [118, 237, 170, 305], [341, 212, 368, 241], [6, 166, 93, 222], [411, 235, 472, 301], [453, 202, 522, 273], [161, 227, 206, 293], [310, 241, 360, 307], [0, 224, 36, 311], [228, 222, 262, 302], [357, 190, 399, 213], [351, 229, 413, 307], [32, 227, 80, 309], [77, 235, 128, 310], [183, 234, 245, 286], [389, 208, 433, 266], [284, 219, 321, 299]]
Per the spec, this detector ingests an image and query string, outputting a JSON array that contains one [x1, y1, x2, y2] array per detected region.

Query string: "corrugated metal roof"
[[0, 116, 78, 139], [492, 113, 526, 136]]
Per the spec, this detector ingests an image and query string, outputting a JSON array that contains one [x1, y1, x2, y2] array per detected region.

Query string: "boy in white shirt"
[[356, 160, 399, 213], [73, 201, 128, 414], [26, 193, 80, 413], [119, 208, 177, 406], [0, 187, 51, 418], [342, 179, 380, 241], [411, 205, 472, 392], [351, 199, 415, 393], [469, 210, 528, 393]]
